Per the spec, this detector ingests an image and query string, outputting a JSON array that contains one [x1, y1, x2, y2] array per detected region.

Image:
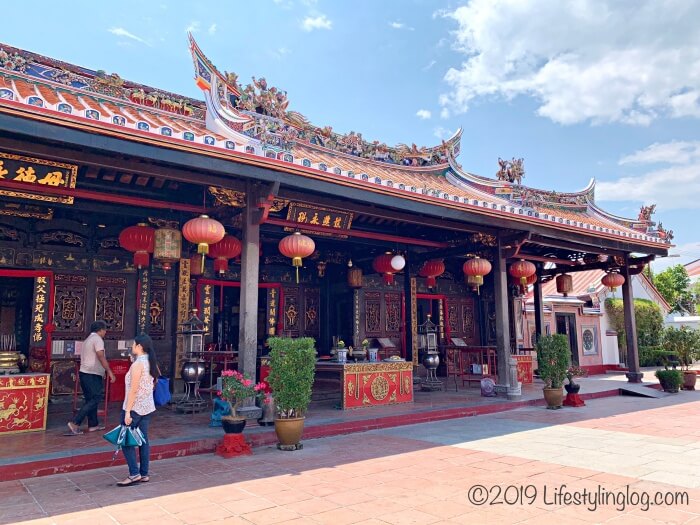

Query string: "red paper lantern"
[[373, 253, 397, 285], [601, 272, 625, 292], [118, 223, 155, 269], [419, 259, 445, 288], [208, 235, 242, 275], [190, 254, 204, 276], [462, 257, 492, 293], [556, 274, 573, 297], [279, 232, 315, 283], [509, 259, 536, 286], [182, 215, 225, 273], [510, 273, 537, 295]]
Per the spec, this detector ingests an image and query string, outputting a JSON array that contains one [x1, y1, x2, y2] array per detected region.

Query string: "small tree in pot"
[[663, 326, 699, 390], [266, 337, 316, 450], [536, 334, 571, 409]]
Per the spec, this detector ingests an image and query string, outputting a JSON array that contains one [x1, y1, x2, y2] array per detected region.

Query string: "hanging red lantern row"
[[182, 215, 225, 273], [601, 271, 625, 292], [208, 235, 242, 275], [419, 259, 445, 289], [462, 256, 492, 294], [509, 259, 536, 286], [118, 223, 155, 269], [279, 232, 315, 283], [556, 274, 573, 297], [373, 253, 400, 285]]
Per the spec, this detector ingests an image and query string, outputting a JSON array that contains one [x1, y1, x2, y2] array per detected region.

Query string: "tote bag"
[[103, 424, 146, 459], [153, 377, 171, 407]]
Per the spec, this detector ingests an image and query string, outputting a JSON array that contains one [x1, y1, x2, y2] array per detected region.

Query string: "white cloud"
[[597, 140, 700, 211], [439, 0, 700, 126], [208, 23, 217, 35], [108, 27, 150, 46], [389, 21, 414, 30], [269, 47, 292, 60], [422, 60, 437, 72], [301, 14, 332, 31], [619, 141, 700, 166], [416, 109, 432, 120], [433, 126, 453, 140], [185, 20, 201, 34], [440, 107, 450, 119]]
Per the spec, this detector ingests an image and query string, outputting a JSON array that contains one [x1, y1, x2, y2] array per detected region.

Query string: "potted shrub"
[[266, 337, 317, 450], [663, 326, 699, 390], [218, 370, 269, 433], [655, 368, 683, 393], [565, 365, 588, 395], [536, 334, 570, 409]]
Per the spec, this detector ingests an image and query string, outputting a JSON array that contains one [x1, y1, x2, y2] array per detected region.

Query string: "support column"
[[494, 239, 512, 387], [533, 263, 546, 343], [238, 186, 260, 383], [622, 255, 642, 383], [403, 257, 416, 367]]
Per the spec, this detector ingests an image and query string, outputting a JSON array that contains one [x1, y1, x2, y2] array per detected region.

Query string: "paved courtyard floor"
[[2, 390, 700, 524]]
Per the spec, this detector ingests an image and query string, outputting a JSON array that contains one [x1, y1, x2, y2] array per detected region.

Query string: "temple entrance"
[[0, 276, 33, 360], [556, 313, 579, 365]]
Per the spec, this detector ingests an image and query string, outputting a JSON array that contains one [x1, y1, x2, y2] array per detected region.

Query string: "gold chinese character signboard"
[[285, 202, 353, 237], [0, 151, 77, 204], [30, 276, 49, 348], [201, 284, 213, 335], [267, 288, 278, 336]]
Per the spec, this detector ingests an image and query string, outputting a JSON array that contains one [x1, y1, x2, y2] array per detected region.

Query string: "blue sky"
[[3, 0, 699, 271]]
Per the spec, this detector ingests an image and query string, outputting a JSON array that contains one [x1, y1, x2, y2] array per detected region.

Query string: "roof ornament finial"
[[496, 157, 524, 185]]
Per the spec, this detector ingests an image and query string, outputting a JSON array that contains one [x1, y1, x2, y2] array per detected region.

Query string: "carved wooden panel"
[[448, 304, 459, 333], [282, 286, 300, 337], [95, 276, 126, 335], [304, 287, 320, 337], [385, 293, 401, 333], [53, 274, 88, 338], [364, 291, 381, 335], [462, 303, 475, 339], [149, 278, 167, 339]]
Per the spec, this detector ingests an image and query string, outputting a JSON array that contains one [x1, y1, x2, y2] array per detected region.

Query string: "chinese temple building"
[[0, 36, 671, 433]]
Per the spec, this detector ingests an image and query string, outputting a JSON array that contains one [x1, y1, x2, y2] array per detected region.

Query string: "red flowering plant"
[[217, 369, 270, 418], [566, 365, 588, 384]]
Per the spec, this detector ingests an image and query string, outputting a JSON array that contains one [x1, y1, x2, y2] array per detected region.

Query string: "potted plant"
[[218, 369, 269, 433], [663, 326, 699, 390], [536, 334, 571, 409], [565, 365, 588, 395], [655, 368, 683, 393], [266, 337, 317, 450]]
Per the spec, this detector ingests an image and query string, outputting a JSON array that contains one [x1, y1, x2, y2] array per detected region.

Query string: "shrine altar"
[[316, 361, 414, 409], [0, 373, 50, 435]]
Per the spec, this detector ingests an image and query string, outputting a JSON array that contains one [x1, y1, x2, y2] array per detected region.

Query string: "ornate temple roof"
[[0, 40, 672, 249]]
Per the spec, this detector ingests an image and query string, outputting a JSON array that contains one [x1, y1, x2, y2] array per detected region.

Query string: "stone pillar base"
[[625, 372, 644, 383], [563, 393, 585, 407], [216, 434, 252, 458]]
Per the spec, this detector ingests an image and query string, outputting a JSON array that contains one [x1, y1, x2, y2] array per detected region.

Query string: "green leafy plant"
[[639, 346, 674, 367], [536, 334, 571, 389], [663, 326, 700, 371], [267, 337, 317, 419], [655, 369, 683, 393], [605, 298, 665, 350], [218, 370, 269, 417]]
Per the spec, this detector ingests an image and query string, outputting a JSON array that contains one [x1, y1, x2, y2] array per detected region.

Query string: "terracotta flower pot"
[[543, 387, 563, 409], [274, 417, 305, 447], [683, 371, 697, 391]]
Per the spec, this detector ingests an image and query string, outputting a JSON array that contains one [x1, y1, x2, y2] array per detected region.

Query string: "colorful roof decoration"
[[0, 39, 672, 249]]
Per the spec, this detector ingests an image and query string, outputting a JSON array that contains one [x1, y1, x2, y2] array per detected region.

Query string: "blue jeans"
[[120, 410, 151, 477]]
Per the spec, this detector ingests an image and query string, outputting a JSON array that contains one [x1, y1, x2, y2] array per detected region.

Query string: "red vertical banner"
[[136, 268, 150, 335], [30, 275, 50, 373]]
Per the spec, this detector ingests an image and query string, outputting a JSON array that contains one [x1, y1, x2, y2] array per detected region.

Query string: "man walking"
[[67, 320, 116, 435]]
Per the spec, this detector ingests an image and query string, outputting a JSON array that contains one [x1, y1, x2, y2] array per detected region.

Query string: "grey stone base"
[[237, 406, 262, 420], [277, 442, 303, 451]]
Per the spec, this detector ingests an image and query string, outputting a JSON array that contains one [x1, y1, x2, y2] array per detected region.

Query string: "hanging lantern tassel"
[[293, 256, 302, 283]]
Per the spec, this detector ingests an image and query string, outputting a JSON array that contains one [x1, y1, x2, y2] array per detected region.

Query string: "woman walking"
[[117, 334, 157, 487]]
